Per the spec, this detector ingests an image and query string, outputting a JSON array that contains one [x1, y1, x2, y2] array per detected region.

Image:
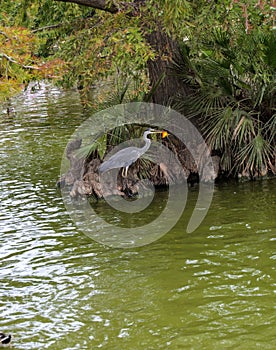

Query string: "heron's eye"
[[162, 131, 168, 138]]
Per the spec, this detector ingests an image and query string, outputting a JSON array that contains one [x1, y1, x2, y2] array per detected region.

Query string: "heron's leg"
[[122, 166, 129, 178]]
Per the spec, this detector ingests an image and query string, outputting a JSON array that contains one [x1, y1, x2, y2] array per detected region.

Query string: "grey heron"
[[99, 128, 168, 177]]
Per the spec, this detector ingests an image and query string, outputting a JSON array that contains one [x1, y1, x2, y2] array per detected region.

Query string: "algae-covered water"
[[0, 84, 275, 349]]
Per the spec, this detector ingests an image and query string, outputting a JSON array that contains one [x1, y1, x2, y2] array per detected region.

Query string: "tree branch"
[[0, 31, 10, 40], [32, 24, 62, 33], [53, 0, 119, 13], [0, 53, 39, 70]]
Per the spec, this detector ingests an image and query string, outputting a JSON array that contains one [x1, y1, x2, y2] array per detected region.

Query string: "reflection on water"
[[0, 83, 275, 349]]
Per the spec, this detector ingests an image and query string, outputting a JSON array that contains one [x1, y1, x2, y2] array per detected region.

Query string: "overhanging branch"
[[32, 24, 62, 33], [0, 53, 39, 70], [0, 31, 10, 40], [53, 0, 119, 13]]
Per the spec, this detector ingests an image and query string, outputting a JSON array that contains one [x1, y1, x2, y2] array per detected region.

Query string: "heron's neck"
[[141, 134, 151, 153]]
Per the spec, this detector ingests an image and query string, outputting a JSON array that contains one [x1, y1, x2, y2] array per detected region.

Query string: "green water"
[[0, 83, 275, 349]]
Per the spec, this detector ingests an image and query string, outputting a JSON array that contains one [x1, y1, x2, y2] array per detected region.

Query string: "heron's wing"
[[99, 147, 142, 173]]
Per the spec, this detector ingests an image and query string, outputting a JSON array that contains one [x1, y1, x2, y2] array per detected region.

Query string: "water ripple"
[[0, 84, 275, 349]]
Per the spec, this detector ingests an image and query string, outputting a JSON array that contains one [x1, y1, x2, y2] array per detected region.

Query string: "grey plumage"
[[99, 129, 161, 176]]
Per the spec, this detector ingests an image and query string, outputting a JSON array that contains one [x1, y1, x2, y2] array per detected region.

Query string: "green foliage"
[[0, 0, 275, 179], [0, 25, 38, 100], [0, 0, 74, 101], [74, 133, 107, 159], [236, 130, 274, 176], [173, 25, 275, 177], [1, 0, 274, 103], [53, 10, 154, 99], [147, 0, 191, 34]]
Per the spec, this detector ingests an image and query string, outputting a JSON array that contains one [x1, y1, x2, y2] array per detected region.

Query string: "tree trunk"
[[146, 28, 189, 105]]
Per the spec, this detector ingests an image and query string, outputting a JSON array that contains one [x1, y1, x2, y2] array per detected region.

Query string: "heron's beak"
[[161, 131, 169, 138], [150, 130, 169, 138]]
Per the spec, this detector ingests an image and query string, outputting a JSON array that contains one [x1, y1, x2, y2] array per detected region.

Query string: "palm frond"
[[202, 107, 234, 150], [263, 114, 276, 143], [236, 131, 274, 176], [74, 133, 107, 159], [232, 109, 256, 146]]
